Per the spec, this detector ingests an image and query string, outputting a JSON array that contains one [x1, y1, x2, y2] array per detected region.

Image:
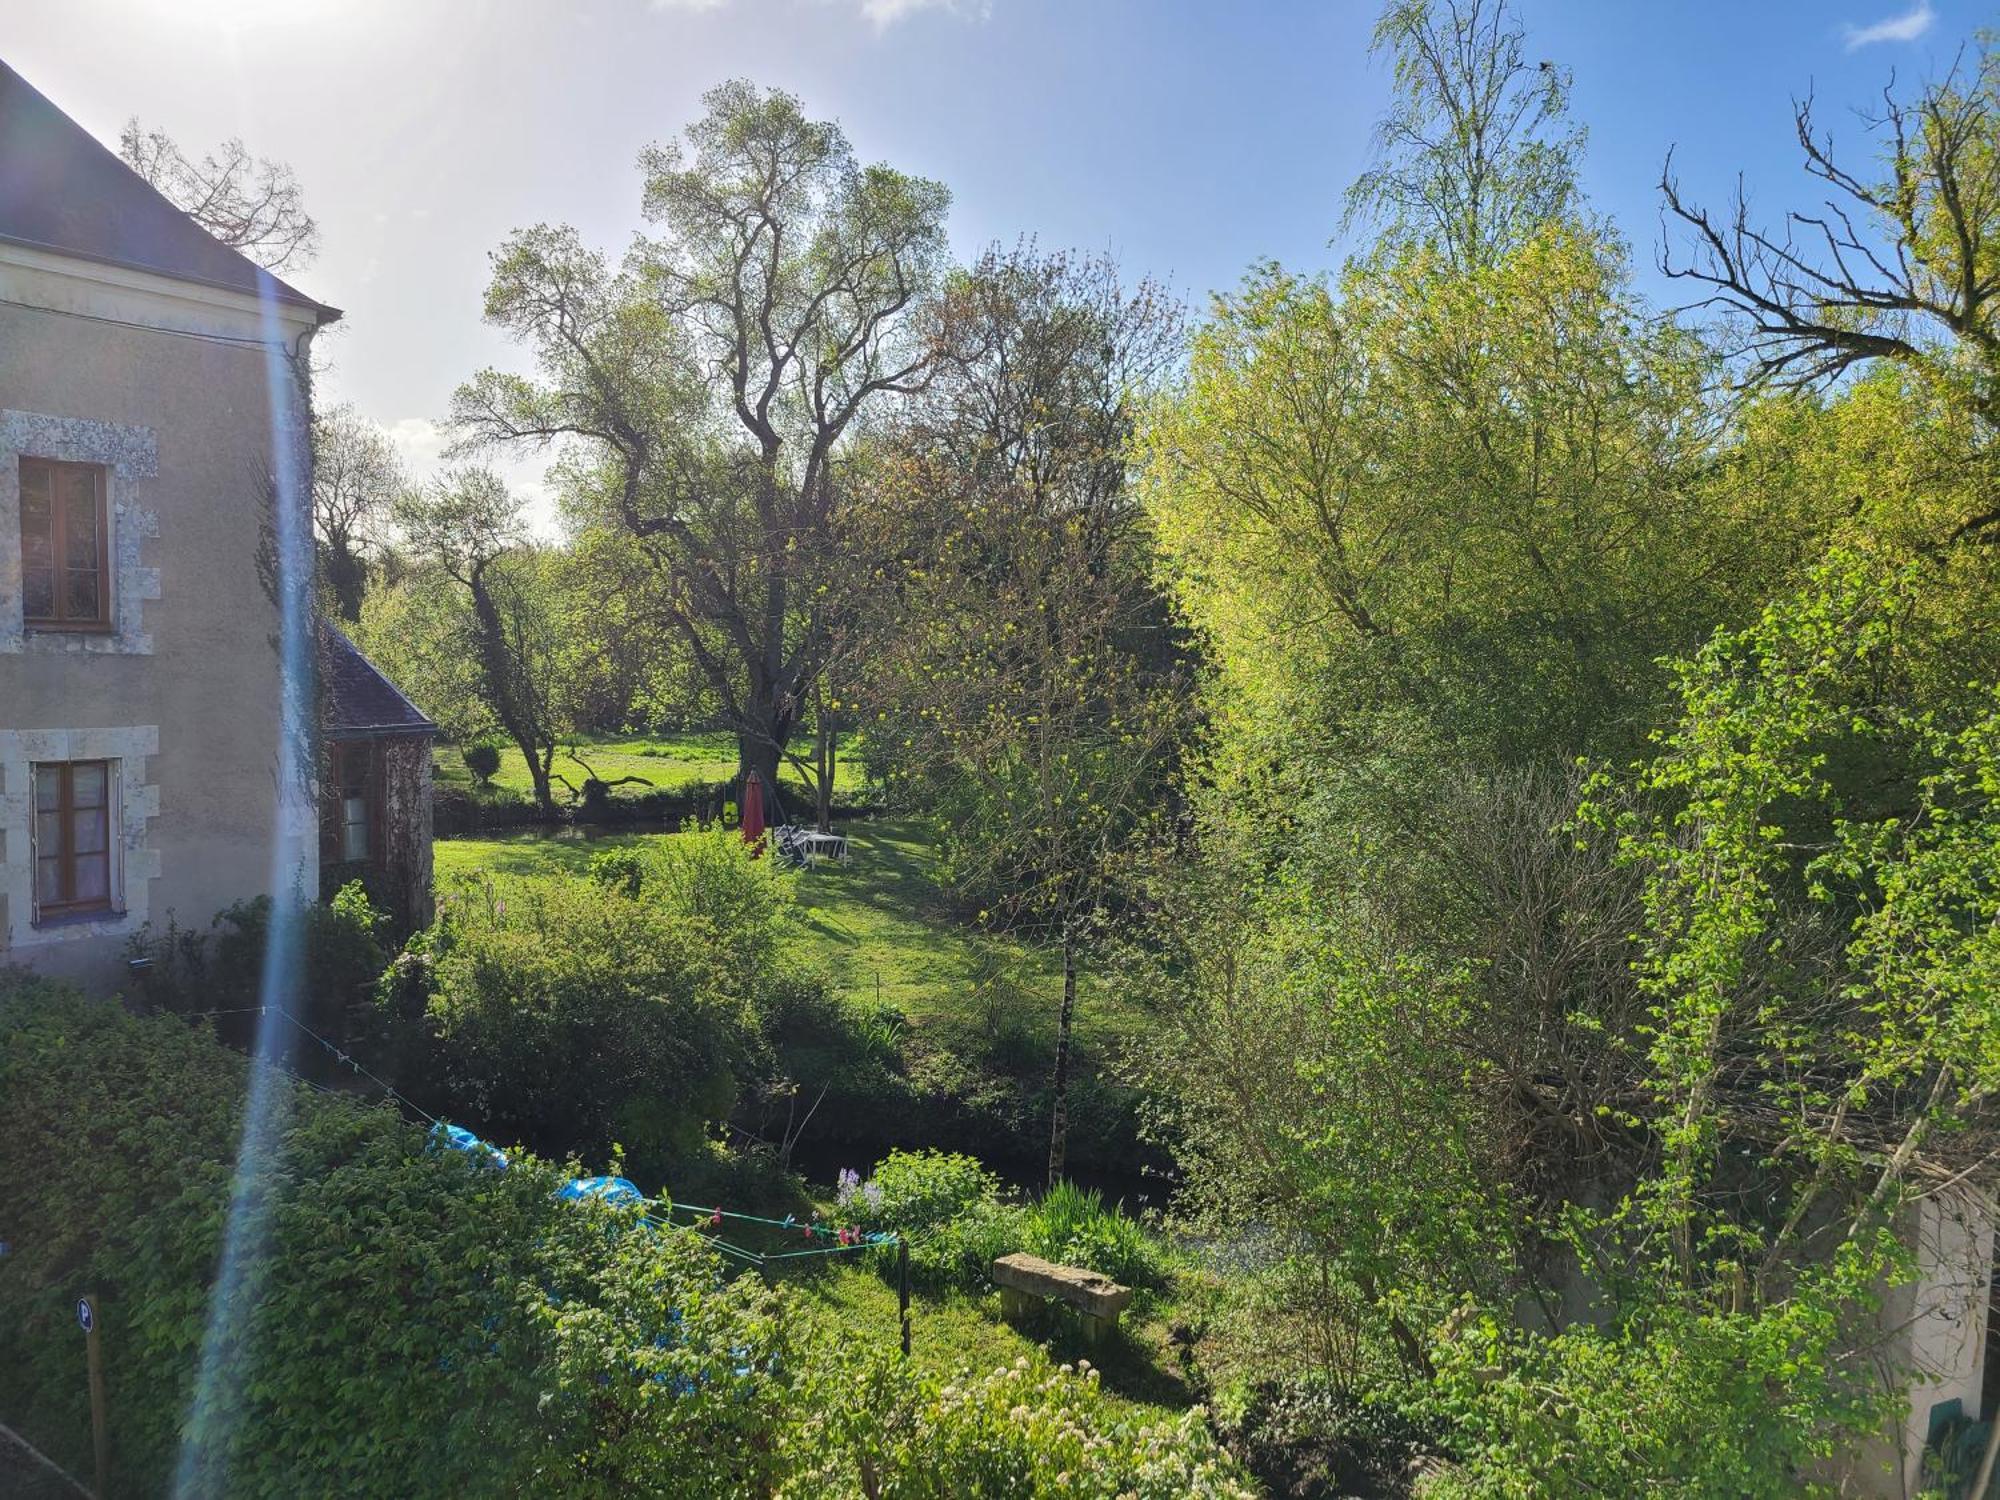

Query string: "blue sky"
[[2, 0, 1980, 516]]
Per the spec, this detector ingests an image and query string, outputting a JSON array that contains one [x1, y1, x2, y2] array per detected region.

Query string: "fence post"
[[898, 1237, 911, 1359], [79, 1294, 108, 1499]]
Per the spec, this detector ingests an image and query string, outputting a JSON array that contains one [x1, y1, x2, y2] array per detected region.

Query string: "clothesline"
[[182, 996, 914, 1353]]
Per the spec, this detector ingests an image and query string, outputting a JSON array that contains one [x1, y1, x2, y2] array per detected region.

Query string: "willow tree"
[[452, 81, 951, 792]]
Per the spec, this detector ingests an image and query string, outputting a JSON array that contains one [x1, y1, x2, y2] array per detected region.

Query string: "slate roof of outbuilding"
[[0, 55, 337, 318], [322, 622, 437, 740]]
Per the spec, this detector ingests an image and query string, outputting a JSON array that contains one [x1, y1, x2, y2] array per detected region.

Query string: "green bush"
[[462, 741, 503, 785], [1023, 1180, 1166, 1290], [0, 976, 796, 1498], [835, 1152, 1170, 1295], [393, 874, 762, 1180], [126, 881, 390, 1043], [638, 825, 796, 992], [783, 1354, 1255, 1498]]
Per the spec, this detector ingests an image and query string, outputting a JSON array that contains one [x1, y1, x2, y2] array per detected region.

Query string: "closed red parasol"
[[741, 767, 767, 851]]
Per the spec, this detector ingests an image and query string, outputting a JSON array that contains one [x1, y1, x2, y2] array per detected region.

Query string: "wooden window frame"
[[19, 457, 113, 632], [31, 759, 119, 923]]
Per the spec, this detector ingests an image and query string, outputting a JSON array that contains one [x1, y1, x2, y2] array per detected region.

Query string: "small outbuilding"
[[319, 621, 435, 930]]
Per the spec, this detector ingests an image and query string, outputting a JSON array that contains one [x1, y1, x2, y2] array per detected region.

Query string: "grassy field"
[[434, 817, 1152, 1047], [433, 730, 871, 807], [434, 816, 1163, 1186]]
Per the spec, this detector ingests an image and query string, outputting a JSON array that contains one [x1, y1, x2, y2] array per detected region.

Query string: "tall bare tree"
[[1660, 41, 2000, 447], [118, 120, 320, 272], [312, 405, 403, 622], [453, 80, 951, 793]]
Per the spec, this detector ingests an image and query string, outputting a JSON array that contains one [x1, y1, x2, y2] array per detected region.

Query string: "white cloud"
[[650, 0, 731, 10], [1842, 1, 1935, 50]]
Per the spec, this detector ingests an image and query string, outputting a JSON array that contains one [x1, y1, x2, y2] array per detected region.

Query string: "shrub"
[[833, 1152, 1170, 1296], [587, 845, 648, 897], [849, 1149, 1000, 1238], [638, 825, 796, 991], [126, 881, 390, 1044], [0, 976, 797, 1497], [462, 741, 503, 785], [837, 1149, 1022, 1289], [1023, 1180, 1166, 1290], [396, 875, 762, 1180], [783, 1354, 1255, 1498]]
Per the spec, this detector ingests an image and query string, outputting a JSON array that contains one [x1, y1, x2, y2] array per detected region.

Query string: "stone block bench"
[[991, 1252, 1133, 1344]]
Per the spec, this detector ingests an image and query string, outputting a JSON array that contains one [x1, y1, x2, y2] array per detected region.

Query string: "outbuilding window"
[[19, 457, 111, 630], [32, 759, 117, 921]]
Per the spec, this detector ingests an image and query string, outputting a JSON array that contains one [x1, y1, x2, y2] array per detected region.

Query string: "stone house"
[[0, 56, 432, 984]]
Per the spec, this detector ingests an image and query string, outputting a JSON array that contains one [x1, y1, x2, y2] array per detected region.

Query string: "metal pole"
[[81, 1294, 108, 1499], [897, 1237, 911, 1359]]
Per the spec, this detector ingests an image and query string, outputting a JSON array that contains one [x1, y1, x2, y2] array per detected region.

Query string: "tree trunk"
[[1047, 927, 1077, 1188], [467, 561, 556, 815], [814, 683, 834, 833]]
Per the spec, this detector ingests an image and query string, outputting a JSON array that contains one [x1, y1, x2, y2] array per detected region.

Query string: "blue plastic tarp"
[[429, 1122, 509, 1170], [557, 1175, 645, 1207]]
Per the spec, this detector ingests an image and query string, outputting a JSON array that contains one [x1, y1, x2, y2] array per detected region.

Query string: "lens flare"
[[172, 268, 318, 1496]]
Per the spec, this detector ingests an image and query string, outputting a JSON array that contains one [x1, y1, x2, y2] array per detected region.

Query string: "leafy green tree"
[[1140, 224, 1744, 783], [453, 81, 952, 792], [1346, 0, 1584, 268], [868, 245, 1189, 1183], [391, 470, 568, 812]]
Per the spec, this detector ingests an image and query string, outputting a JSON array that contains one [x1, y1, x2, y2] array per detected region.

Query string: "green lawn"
[[433, 816, 1162, 1181], [433, 816, 1152, 1047], [434, 730, 870, 807]]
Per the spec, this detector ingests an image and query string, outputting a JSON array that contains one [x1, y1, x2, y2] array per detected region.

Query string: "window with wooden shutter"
[[32, 760, 117, 921], [20, 458, 111, 630]]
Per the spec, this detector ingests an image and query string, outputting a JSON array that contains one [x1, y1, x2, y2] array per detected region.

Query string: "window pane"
[[66, 569, 101, 621], [71, 807, 107, 857], [70, 762, 107, 807], [23, 566, 54, 619], [20, 475, 52, 565], [36, 855, 61, 905], [62, 475, 98, 561], [72, 851, 109, 905], [342, 795, 369, 861], [35, 809, 62, 853], [20, 459, 50, 508], [33, 766, 60, 812]]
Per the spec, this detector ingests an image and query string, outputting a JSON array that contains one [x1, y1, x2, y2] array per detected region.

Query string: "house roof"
[[322, 622, 436, 740], [0, 56, 337, 320]]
